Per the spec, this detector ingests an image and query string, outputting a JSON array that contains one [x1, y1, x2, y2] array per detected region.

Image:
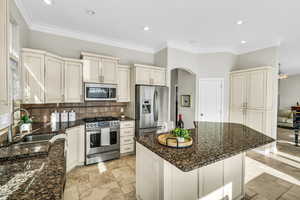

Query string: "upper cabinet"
[[22, 49, 45, 104], [44, 54, 64, 103], [117, 65, 131, 102], [22, 48, 83, 104], [134, 64, 166, 86], [64, 59, 83, 103], [0, 0, 9, 113], [81, 52, 119, 84]]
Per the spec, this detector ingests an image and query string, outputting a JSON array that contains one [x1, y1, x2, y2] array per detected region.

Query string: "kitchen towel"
[[101, 128, 110, 146]]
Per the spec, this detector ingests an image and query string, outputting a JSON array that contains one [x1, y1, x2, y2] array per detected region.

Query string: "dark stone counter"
[[0, 140, 65, 200], [136, 122, 275, 172]]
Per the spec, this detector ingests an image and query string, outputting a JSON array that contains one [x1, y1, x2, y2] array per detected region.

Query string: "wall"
[[235, 47, 278, 70], [167, 48, 237, 122], [177, 69, 196, 129], [279, 74, 300, 110], [28, 30, 154, 65], [154, 48, 168, 67]]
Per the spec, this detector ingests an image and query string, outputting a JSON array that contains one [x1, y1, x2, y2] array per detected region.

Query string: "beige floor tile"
[[64, 185, 79, 200]]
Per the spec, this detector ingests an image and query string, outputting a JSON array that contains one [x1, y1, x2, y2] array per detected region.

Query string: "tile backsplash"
[[21, 102, 129, 123]]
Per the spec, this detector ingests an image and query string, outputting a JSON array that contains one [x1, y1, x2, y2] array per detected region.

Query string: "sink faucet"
[[7, 108, 30, 143]]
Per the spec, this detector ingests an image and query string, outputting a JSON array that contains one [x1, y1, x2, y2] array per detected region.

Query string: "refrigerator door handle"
[[154, 89, 159, 122]]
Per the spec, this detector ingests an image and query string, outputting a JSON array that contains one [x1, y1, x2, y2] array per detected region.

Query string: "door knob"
[[200, 113, 204, 116]]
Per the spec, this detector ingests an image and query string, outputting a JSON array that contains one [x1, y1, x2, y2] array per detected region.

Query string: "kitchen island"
[[135, 122, 274, 200]]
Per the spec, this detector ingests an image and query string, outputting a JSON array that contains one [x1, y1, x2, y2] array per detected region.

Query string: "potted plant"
[[19, 115, 33, 133], [172, 128, 191, 143]]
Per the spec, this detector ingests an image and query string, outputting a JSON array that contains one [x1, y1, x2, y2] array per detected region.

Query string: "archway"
[[170, 68, 197, 129]]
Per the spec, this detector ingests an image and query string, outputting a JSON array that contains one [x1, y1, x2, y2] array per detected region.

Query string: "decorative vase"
[[177, 137, 185, 143]]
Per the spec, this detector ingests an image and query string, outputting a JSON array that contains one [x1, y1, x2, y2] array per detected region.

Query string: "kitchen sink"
[[22, 133, 56, 143]]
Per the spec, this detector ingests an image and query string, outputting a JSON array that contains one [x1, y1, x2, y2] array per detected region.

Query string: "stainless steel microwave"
[[84, 83, 117, 101]]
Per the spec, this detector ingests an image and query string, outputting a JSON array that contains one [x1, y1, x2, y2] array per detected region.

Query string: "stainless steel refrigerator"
[[135, 85, 169, 136]]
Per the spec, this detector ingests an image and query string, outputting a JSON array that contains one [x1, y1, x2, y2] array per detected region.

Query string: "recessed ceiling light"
[[143, 26, 150, 31], [236, 20, 244, 25], [43, 0, 53, 5], [241, 40, 247, 44], [86, 10, 96, 16]]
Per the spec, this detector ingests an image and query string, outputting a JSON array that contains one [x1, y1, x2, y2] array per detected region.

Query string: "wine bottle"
[[177, 114, 184, 128]]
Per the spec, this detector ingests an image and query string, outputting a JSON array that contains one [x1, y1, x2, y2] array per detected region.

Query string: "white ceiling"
[[15, 0, 300, 74]]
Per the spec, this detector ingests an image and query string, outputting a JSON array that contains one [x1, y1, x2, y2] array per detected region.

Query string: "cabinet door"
[[229, 108, 245, 125], [66, 128, 78, 172], [64, 61, 83, 102], [224, 154, 244, 200], [77, 126, 85, 165], [83, 56, 100, 83], [230, 73, 247, 109], [200, 160, 224, 200], [117, 66, 130, 102], [101, 58, 118, 84], [0, 0, 8, 109], [45, 56, 64, 103], [245, 109, 265, 133], [151, 69, 166, 86], [247, 70, 266, 109], [135, 67, 151, 85], [22, 52, 45, 104]]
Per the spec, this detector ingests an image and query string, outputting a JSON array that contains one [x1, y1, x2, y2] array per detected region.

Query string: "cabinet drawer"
[[120, 121, 135, 128], [120, 136, 134, 145], [120, 144, 134, 154], [120, 128, 135, 136]]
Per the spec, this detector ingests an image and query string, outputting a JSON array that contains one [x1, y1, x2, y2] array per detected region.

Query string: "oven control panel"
[[86, 121, 120, 130]]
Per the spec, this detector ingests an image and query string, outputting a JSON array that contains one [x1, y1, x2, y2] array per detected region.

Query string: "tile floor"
[[64, 150, 300, 200]]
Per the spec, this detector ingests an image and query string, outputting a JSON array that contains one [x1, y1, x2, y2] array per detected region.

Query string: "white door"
[[45, 56, 64, 103], [199, 79, 224, 122], [101, 58, 117, 84], [64, 61, 83, 102]]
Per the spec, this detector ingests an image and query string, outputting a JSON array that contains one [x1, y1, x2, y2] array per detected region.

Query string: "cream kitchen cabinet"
[[66, 125, 85, 172], [44, 54, 64, 103], [134, 64, 166, 86], [0, 0, 9, 115], [64, 58, 83, 102], [22, 49, 45, 104], [22, 49, 84, 104], [117, 65, 131, 102], [229, 66, 276, 138], [81, 52, 119, 84]]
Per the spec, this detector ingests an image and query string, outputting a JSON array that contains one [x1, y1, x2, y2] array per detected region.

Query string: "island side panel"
[[136, 142, 245, 200]]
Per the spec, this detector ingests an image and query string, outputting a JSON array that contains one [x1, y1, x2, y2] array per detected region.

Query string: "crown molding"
[[30, 23, 156, 53]]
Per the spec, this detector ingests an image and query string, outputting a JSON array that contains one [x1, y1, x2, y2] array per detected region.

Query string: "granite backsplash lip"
[[135, 122, 275, 172]]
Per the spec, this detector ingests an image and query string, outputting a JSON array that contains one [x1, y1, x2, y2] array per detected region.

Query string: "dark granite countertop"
[[0, 140, 65, 200], [118, 116, 134, 121], [136, 122, 275, 172]]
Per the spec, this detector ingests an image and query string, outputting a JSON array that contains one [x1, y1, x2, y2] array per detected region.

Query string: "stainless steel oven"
[[84, 117, 120, 165], [84, 83, 117, 101]]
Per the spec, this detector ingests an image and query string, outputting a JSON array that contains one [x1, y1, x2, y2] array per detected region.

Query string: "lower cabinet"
[[66, 125, 85, 172], [120, 121, 135, 154], [136, 143, 245, 200]]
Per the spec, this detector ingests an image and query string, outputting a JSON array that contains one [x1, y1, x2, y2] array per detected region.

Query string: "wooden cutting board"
[[157, 133, 193, 148]]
